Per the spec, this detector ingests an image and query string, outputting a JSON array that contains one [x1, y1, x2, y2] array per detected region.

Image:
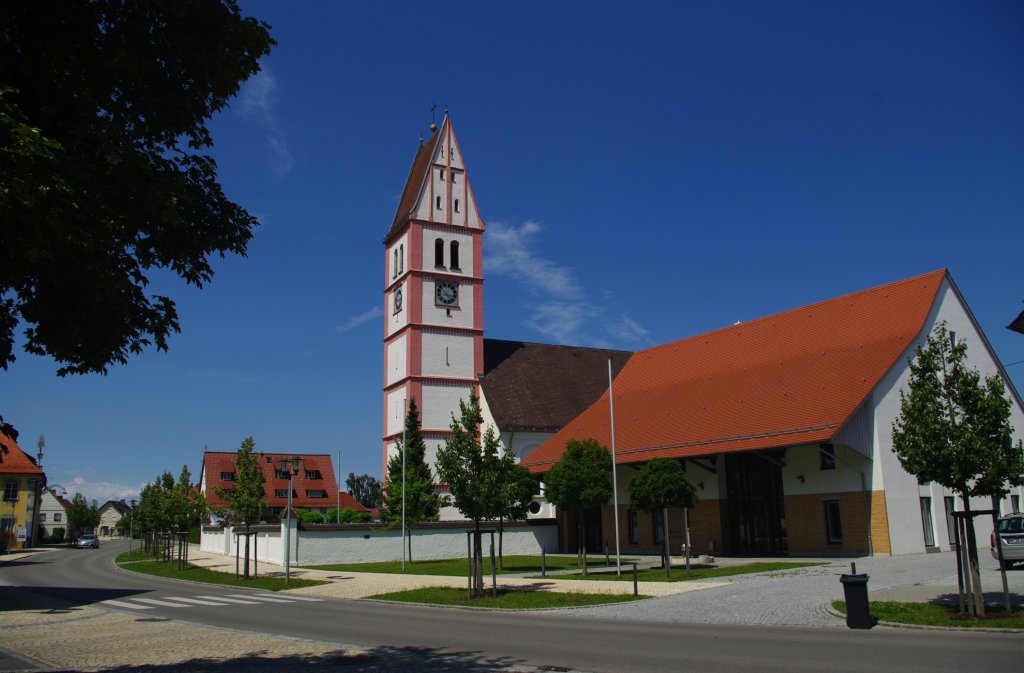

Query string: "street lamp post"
[[128, 498, 136, 558], [277, 457, 302, 584]]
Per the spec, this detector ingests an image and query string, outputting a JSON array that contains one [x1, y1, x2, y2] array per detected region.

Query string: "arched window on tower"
[[450, 241, 460, 269], [393, 249, 398, 278], [399, 244, 404, 274], [435, 238, 445, 267]]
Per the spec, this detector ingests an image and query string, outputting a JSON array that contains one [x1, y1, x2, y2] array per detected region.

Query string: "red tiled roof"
[[385, 129, 441, 241], [201, 452, 339, 510], [0, 432, 44, 475], [338, 491, 371, 512], [522, 270, 947, 472]]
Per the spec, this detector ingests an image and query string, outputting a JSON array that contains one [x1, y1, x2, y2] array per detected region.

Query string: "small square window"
[[820, 444, 836, 470], [220, 472, 235, 481], [274, 489, 290, 498], [54, 513, 62, 522], [305, 470, 322, 480]]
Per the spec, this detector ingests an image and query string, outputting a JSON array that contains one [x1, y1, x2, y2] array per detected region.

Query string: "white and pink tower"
[[382, 115, 485, 491]]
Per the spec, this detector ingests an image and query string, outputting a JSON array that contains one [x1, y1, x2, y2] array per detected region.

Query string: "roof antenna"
[[429, 102, 438, 133]]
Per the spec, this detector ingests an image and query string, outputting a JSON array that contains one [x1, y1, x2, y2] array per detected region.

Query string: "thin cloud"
[[237, 67, 294, 176], [487, 220, 651, 348], [338, 306, 383, 333], [61, 476, 141, 504]]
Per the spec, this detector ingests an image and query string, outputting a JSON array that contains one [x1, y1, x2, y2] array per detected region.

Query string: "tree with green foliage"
[[296, 508, 371, 525], [164, 465, 208, 533], [65, 493, 100, 539], [543, 438, 614, 574], [0, 2, 275, 377], [216, 437, 266, 578], [892, 322, 1024, 616], [436, 390, 511, 596], [629, 458, 699, 578], [495, 451, 537, 570], [384, 398, 446, 560], [346, 473, 382, 511]]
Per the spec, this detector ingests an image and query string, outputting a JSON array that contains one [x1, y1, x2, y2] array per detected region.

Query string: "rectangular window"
[[3, 481, 17, 502], [439, 169, 444, 180], [436, 196, 442, 210], [628, 509, 639, 544], [39, 512, 46, 522], [54, 512, 62, 523], [454, 198, 460, 213], [306, 490, 327, 498], [920, 496, 935, 547], [825, 500, 843, 544], [305, 470, 322, 480], [274, 469, 291, 479], [819, 444, 836, 470], [944, 496, 956, 547], [220, 472, 235, 481], [220, 489, 233, 498], [652, 510, 664, 544], [274, 489, 289, 498], [0, 517, 13, 532]]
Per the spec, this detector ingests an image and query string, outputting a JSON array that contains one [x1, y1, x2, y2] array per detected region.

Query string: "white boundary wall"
[[202, 520, 559, 566]]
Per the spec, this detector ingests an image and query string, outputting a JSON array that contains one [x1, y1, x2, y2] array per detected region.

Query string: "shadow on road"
[[929, 590, 1023, 609], [88, 647, 534, 672], [0, 585, 154, 612]]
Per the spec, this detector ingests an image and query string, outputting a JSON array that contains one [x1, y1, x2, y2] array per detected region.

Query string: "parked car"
[[990, 513, 1024, 569], [74, 534, 99, 549]]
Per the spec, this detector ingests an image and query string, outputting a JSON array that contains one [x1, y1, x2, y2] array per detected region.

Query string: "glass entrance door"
[[726, 452, 787, 555]]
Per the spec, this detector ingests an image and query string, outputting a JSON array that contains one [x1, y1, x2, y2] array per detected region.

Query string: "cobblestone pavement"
[[2, 547, 1021, 672]]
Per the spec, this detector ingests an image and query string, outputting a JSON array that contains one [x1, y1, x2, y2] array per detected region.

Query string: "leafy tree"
[[495, 451, 537, 569], [629, 458, 699, 578], [346, 473, 382, 511], [436, 390, 509, 596], [384, 398, 446, 560], [66, 493, 100, 539], [164, 465, 208, 532], [544, 438, 614, 574], [0, 2, 275, 376], [892, 322, 1024, 615], [216, 437, 266, 578]]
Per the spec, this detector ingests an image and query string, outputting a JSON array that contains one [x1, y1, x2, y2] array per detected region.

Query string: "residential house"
[[97, 500, 131, 537], [38, 487, 71, 541], [199, 452, 340, 520], [0, 431, 45, 550]]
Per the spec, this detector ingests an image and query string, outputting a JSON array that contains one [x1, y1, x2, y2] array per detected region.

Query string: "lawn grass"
[[532, 561, 824, 583], [303, 554, 626, 576], [369, 586, 648, 608], [116, 551, 327, 591], [833, 600, 1024, 628]]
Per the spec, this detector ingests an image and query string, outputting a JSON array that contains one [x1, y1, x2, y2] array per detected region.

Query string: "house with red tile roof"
[[0, 431, 45, 550], [517, 270, 1024, 556], [382, 116, 1023, 555], [199, 451, 345, 520]]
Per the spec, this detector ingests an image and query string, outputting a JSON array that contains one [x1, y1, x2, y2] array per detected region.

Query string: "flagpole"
[[337, 450, 341, 524], [609, 359, 622, 575], [401, 397, 407, 573]]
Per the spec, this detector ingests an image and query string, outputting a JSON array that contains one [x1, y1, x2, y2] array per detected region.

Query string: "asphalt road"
[[1, 542, 1019, 673]]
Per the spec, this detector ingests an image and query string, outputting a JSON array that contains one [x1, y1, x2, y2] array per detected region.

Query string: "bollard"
[[840, 562, 872, 629], [541, 546, 546, 577], [632, 562, 638, 596]]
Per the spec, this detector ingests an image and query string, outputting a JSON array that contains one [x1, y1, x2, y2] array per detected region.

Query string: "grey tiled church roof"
[[481, 339, 632, 433]]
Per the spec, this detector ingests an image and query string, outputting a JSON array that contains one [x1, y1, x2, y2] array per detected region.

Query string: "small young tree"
[[543, 438, 613, 574], [383, 398, 446, 560], [435, 390, 507, 596], [629, 458, 699, 578], [216, 437, 266, 579], [496, 452, 536, 569], [892, 322, 1024, 616], [346, 472, 381, 511], [66, 493, 100, 539]]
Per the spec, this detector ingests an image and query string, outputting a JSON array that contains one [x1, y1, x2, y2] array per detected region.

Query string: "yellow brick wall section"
[[785, 490, 890, 555], [599, 500, 723, 555]]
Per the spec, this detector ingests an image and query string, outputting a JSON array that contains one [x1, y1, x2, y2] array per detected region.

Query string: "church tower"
[[382, 115, 485, 491]]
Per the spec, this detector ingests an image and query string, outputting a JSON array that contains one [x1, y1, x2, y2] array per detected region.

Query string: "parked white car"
[[990, 513, 1024, 570]]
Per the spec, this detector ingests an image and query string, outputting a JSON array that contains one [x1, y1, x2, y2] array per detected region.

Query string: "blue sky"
[[4, 1, 1023, 504]]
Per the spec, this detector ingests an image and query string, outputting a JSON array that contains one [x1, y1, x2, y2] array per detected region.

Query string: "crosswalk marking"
[[275, 595, 325, 602], [102, 599, 154, 610], [226, 593, 293, 603], [163, 596, 230, 606], [195, 595, 261, 605], [131, 597, 192, 608]]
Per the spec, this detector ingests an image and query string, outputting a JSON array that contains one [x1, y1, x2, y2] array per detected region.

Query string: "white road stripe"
[[275, 595, 324, 602], [195, 595, 261, 605], [103, 599, 154, 610], [131, 597, 192, 608], [164, 596, 230, 606], [225, 593, 293, 603]]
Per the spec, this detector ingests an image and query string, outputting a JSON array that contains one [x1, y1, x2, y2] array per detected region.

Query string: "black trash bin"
[[840, 572, 872, 629]]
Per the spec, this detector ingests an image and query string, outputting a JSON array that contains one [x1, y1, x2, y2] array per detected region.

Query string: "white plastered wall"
[[385, 334, 407, 387], [871, 278, 1024, 555], [421, 279, 473, 329], [421, 331, 474, 379]]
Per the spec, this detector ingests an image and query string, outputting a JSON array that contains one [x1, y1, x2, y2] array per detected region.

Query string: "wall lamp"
[[797, 475, 806, 484]]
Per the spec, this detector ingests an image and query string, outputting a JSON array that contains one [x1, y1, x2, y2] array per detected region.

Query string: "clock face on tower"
[[435, 281, 458, 306], [394, 287, 403, 312]]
